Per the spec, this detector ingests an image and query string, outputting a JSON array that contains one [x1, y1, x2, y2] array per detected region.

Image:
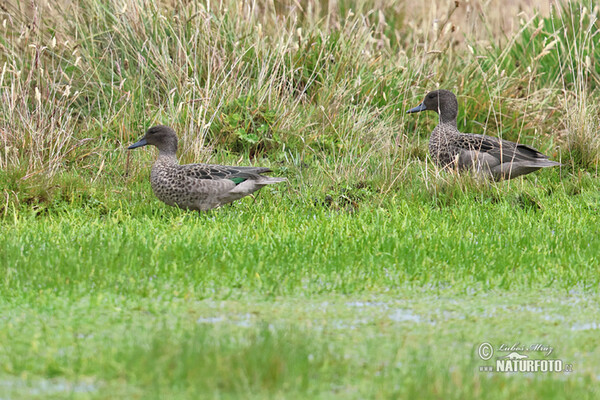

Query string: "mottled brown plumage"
[[407, 90, 561, 180], [128, 125, 286, 211]]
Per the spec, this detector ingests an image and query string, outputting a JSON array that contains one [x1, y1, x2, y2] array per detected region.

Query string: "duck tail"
[[533, 159, 562, 167], [258, 176, 287, 185]]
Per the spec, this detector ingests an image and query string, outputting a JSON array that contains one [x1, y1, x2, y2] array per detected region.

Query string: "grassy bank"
[[2, 180, 600, 398], [2, 182, 600, 297]]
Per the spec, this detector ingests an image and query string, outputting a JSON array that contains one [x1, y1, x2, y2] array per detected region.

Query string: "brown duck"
[[407, 90, 561, 180], [128, 125, 286, 211]]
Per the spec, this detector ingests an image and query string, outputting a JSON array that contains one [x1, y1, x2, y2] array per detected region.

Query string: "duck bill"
[[128, 137, 148, 149], [406, 102, 427, 114]]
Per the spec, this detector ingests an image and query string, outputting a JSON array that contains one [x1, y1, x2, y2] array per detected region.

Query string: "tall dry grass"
[[0, 0, 596, 196]]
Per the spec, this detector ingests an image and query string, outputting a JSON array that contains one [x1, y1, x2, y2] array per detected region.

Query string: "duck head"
[[406, 90, 458, 124], [128, 125, 178, 155]]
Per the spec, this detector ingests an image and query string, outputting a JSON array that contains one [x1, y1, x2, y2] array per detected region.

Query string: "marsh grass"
[[2, 0, 595, 196]]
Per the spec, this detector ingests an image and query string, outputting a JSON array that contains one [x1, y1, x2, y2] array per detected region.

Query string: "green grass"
[[1, 177, 600, 398], [1, 289, 599, 399], [2, 179, 600, 296], [2, 0, 600, 398]]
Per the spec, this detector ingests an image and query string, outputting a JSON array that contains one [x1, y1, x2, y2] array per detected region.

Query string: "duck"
[[407, 90, 561, 180], [127, 125, 286, 211]]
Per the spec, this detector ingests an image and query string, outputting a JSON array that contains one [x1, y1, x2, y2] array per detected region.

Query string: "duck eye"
[[428, 94, 436, 99]]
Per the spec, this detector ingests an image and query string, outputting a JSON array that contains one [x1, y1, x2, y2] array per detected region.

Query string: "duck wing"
[[456, 133, 552, 164], [178, 163, 273, 180]]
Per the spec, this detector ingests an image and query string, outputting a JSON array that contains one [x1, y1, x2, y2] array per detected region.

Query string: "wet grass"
[[0, 277, 599, 398], [1, 174, 600, 398]]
